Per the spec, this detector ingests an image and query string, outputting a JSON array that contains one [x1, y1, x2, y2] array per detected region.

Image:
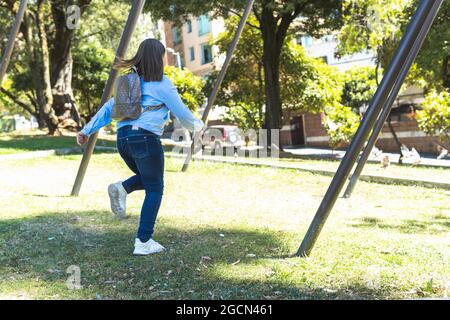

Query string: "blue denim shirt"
[[81, 75, 204, 137]]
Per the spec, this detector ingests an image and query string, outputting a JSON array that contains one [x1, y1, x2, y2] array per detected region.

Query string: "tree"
[[144, 0, 342, 143], [337, 0, 410, 85], [208, 15, 342, 130], [341, 66, 378, 111], [0, 0, 93, 134], [323, 103, 360, 149], [72, 43, 115, 124], [164, 65, 205, 112], [416, 90, 450, 149], [338, 0, 449, 92], [403, 0, 450, 91]]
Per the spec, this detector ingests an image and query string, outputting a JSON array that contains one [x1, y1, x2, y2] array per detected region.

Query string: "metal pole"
[[181, 0, 255, 172], [71, 0, 146, 196], [343, 0, 443, 199], [297, 0, 443, 257], [0, 0, 27, 86], [176, 52, 182, 69]]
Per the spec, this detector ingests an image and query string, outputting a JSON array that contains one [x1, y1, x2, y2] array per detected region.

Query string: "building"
[[281, 35, 441, 154], [162, 14, 225, 77], [161, 17, 442, 155]]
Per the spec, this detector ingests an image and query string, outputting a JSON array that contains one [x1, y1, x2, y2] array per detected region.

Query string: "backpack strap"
[[142, 103, 165, 113]]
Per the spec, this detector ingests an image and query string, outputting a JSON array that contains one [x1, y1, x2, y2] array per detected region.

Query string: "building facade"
[[160, 17, 442, 155], [281, 35, 441, 154], [161, 14, 225, 77]]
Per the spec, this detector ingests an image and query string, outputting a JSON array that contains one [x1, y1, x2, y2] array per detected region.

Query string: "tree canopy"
[[208, 15, 342, 130], [145, 0, 342, 137]]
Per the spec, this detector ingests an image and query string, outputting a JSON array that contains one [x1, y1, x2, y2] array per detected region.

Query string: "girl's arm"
[[162, 79, 205, 132], [80, 97, 115, 136]]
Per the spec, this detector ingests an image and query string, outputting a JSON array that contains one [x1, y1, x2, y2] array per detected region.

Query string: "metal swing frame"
[[0, 0, 28, 86], [70, 0, 443, 259], [297, 0, 444, 256], [71, 0, 255, 194]]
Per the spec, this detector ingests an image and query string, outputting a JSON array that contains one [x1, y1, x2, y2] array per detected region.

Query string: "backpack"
[[111, 69, 164, 121]]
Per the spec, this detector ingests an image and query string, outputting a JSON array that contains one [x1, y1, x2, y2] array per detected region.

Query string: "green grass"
[[0, 152, 448, 300], [0, 131, 116, 155], [179, 152, 449, 183], [1, 131, 447, 183]]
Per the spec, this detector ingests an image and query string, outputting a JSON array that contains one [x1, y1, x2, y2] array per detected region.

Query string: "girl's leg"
[[117, 138, 144, 193], [128, 137, 165, 242], [136, 191, 163, 242], [122, 175, 143, 194]]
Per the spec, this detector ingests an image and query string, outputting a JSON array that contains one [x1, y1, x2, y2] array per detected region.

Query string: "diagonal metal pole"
[[0, 0, 27, 86], [181, 0, 255, 172], [71, 0, 146, 196], [296, 0, 443, 257], [343, 1, 441, 199]]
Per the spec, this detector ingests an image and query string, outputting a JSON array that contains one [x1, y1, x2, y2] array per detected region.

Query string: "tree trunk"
[[49, 1, 81, 133], [443, 54, 450, 90], [36, 0, 61, 135], [260, 13, 283, 150], [19, 6, 59, 132]]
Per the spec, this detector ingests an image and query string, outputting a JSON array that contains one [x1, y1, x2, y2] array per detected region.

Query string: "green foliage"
[[341, 66, 378, 111], [72, 43, 115, 119], [221, 102, 263, 130], [337, 0, 410, 70], [0, 79, 20, 115], [211, 16, 343, 129], [164, 66, 205, 112], [338, 0, 450, 91], [323, 104, 361, 148], [403, 0, 450, 90], [416, 90, 450, 144], [145, 0, 342, 131], [209, 15, 265, 129], [281, 42, 343, 112]]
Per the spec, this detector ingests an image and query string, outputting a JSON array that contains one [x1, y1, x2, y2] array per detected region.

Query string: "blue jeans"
[[116, 125, 164, 242]]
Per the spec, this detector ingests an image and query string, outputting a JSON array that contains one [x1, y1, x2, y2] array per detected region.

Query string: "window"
[[187, 20, 192, 33], [198, 14, 211, 36], [318, 56, 328, 64], [300, 36, 313, 47], [189, 47, 195, 61], [323, 35, 335, 42], [201, 44, 212, 64], [171, 26, 181, 46]]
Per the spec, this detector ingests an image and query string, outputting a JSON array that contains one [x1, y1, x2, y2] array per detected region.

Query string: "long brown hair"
[[114, 38, 166, 82]]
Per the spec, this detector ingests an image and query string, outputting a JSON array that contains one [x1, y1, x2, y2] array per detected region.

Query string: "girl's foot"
[[108, 181, 127, 219], [133, 238, 165, 255]]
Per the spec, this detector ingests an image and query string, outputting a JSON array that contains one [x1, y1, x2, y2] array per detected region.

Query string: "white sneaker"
[[108, 181, 127, 219], [133, 238, 166, 256]]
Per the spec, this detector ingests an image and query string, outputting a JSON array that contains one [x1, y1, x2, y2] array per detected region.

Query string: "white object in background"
[[14, 115, 33, 130], [409, 147, 421, 164], [437, 148, 448, 160]]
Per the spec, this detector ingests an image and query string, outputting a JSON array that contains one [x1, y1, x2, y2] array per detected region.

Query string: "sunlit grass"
[[0, 152, 448, 300]]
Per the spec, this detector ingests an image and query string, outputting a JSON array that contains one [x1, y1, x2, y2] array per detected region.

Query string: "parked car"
[[201, 125, 245, 152]]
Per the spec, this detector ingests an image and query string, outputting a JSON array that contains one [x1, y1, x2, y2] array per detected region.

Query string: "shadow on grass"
[[0, 134, 116, 153], [0, 210, 397, 300], [350, 215, 450, 235]]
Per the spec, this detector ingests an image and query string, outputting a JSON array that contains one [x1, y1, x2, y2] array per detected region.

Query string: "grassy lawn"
[[1, 130, 447, 183], [0, 152, 448, 300], [0, 130, 116, 155], [175, 152, 450, 183]]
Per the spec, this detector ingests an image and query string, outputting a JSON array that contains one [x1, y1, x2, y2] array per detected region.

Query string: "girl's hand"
[[76, 131, 88, 146]]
